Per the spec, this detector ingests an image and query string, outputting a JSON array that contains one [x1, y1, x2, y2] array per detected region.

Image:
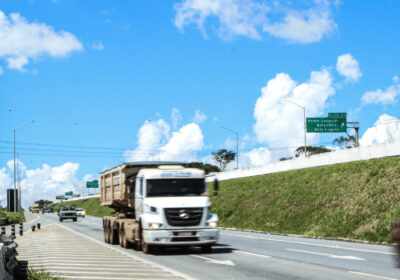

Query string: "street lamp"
[[221, 126, 239, 169], [284, 99, 307, 156], [14, 120, 35, 212], [17, 148, 31, 211]]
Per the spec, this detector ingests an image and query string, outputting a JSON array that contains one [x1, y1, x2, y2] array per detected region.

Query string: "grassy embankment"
[[54, 156, 400, 243], [209, 156, 400, 243], [54, 197, 114, 217]]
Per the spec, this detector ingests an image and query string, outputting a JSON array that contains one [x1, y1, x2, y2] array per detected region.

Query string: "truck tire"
[[110, 226, 119, 245], [141, 229, 151, 254], [73, 218, 77, 222], [119, 227, 131, 249], [104, 225, 110, 244], [59, 218, 63, 222]]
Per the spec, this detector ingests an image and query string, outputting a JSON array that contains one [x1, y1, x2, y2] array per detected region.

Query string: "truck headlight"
[[207, 221, 218, 228], [144, 204, 158, 214], [148, 223, 162, 229]]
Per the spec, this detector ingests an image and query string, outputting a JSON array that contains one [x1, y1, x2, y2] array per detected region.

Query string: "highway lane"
[[30, 213, 400, 280]]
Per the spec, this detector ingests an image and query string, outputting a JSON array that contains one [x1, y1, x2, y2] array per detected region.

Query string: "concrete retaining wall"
[[207, 141, 400, 182]]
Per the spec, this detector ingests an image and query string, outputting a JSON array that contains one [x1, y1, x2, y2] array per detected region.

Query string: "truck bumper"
[[143, 228, 219, 246]]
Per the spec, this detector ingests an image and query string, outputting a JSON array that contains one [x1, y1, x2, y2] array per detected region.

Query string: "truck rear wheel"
[[110, 226, 119, 245], [104, 222, 110, 244], [119, 227, 131, 249]]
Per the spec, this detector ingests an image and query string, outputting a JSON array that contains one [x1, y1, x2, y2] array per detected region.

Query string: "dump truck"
[[101, 161, 219, 254], [31, 203, 40, 213]]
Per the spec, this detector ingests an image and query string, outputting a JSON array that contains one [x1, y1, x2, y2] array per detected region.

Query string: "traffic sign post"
[[307, 118, 347, 133], [86, 180, 99, 189]]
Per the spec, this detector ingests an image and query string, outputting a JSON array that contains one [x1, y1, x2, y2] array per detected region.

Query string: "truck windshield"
[[146, 179, 205, 197]]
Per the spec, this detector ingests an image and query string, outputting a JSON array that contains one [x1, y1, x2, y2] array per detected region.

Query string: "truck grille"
[[164, 208, 203, 226]]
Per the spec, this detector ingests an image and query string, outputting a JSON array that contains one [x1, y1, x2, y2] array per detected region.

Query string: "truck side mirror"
[[213, 179, 219, 196]]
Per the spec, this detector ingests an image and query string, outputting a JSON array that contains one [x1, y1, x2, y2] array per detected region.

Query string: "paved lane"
[[16, 222, 188, 280], [27, 213, 400, 280]]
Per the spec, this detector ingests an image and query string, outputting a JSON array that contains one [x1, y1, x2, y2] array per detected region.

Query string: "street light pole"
[[13, 120, 34, 212], [221, 126, 239, 169], [284, 99, 307, 156]]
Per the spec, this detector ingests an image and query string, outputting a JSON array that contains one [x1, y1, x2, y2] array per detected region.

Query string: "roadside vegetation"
[[0, 210, 25, 225], [54, 197, 114, 217], [28, 269, 63, 280], [208, 156, 400, 243]]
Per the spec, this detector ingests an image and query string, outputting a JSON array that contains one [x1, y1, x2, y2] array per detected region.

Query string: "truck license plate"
[[177, 232, 192, 237]]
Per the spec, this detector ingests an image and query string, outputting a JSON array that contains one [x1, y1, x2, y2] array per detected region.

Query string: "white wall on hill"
[[207, 142, 400, 182]]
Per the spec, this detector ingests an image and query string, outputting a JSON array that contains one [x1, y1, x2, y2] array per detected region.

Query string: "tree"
[[295, 146, 331, 157], [211, 149, 236, 170], [35, 199, 53, 208], [188, 162, 220, 174], [332, 135, 356, 149]]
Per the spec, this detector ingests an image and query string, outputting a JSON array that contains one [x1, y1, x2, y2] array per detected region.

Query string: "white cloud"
[[91, 41, 105, 51], [263, 6, 336, 43], [124, 118, 204, 162], [0, 66, 3, 75], [253, 68, 335, 150], [336, 53, 362, 82], [360, 114, 400, 146], [174, 0, 336, 43], [0, 10, 83, 71], [0, 161, 95, 209], [240, 147, 271, 168], [361, 78, 400, 105], [171, 108, 183, 130], [193, 110, 207, 123]]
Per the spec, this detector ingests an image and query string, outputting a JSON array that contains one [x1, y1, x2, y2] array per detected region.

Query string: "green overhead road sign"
[[307, 118, 347, 133], [65, 191, 73, 196], [86, 180, 99, 188], [328, 112, 347, 119]]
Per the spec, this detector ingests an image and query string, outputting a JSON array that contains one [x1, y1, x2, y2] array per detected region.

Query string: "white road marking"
[[349, 271, 400, 280], [287, 248, 365, 260], [56, 223, 196, 280], [234, 250, 271, 259], [222, 232, 396, 255], [190, 254, 235, 266]]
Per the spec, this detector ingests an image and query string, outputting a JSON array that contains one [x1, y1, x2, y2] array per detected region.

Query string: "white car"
[[76, 208, 86, 218]]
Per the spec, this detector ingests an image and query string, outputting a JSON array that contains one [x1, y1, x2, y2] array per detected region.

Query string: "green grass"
[[54, 198, 115, 217], [208, 156, 400, 243], [0, 210, 25, 225], [28, 269, 63, 280]]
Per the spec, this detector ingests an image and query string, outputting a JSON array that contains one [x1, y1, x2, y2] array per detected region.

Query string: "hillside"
[[209, 156, 400, 243]]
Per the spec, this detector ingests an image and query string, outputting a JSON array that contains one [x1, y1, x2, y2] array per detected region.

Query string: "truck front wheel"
[[141, 230, 151, 254], [104, 223, 110, 244]]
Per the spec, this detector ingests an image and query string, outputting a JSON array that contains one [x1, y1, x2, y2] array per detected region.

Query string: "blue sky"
[[1, 0, 400, 207]]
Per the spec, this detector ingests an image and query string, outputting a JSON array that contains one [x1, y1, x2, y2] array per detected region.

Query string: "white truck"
[[101, 161, 219, 254]]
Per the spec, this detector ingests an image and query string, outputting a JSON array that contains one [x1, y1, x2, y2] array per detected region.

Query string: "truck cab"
[[135, 167, 219, 251]]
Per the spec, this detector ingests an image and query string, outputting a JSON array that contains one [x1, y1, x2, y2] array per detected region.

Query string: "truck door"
[[135, 176, 144, 215]]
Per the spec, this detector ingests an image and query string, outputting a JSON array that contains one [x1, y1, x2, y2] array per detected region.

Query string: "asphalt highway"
[[22, 213, 400, 280]]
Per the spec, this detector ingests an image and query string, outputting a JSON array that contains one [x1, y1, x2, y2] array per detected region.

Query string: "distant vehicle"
[[76, 208, 85, 218], [101, 162, 219, 254], [59, 206, 77, 222], [31, 203, 40, 213], [28, 207, 32, 212], [45, 207, 54, 213], [41, 208, 45, 214]]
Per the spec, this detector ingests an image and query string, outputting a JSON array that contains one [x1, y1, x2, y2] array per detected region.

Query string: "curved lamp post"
[[284, 99, 307, 156], [14, 120, 35, 212]]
